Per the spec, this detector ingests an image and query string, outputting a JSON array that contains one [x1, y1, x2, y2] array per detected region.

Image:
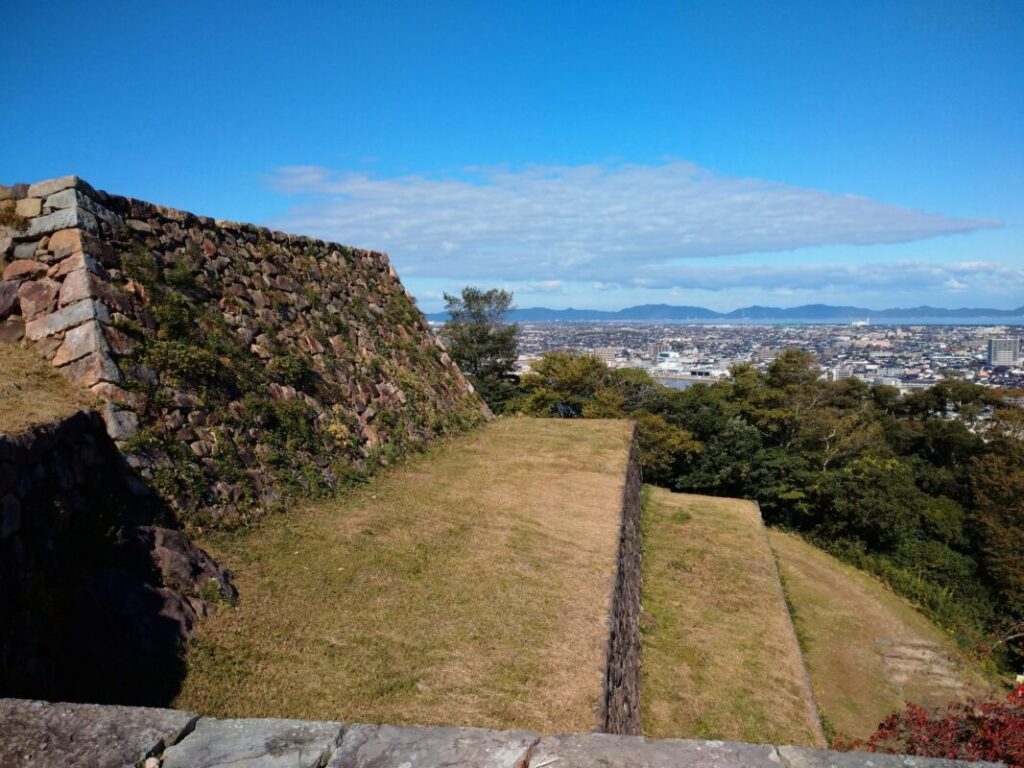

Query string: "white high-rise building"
[[987, 338, 1020, 366]]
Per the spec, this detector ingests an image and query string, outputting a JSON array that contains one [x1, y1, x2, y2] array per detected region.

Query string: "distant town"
[[486, 321, 1024, 393]]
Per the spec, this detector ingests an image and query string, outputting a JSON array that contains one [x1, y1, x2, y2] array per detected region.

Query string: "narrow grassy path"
[[174, 418, 633, 733], [769, 530, 993, 742], [641, 488, 825, 747]]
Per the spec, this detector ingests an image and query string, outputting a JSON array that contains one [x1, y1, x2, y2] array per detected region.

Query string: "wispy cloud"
[[623, 260, 1024, 295], [267, 161, 999, 287]]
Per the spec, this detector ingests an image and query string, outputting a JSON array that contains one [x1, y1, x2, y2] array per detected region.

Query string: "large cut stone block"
[[44, 188, 122, 229], [26, 175, 93, 199], [58, 268, 99, 306], [48, 228, 86, 259], [0, 697, 197, 768], [100, 402, 139, 441], [531, 733, 784, 768], [48, 227, 118, 265], [52, 320, 107, 366], [161, 717, 343, 768], [25, 207, 99, 237], [62, 349, 122, 387], [17, 278, 59, 319], [25, 298, 110, 340], [328, 724, 539, 768], [3, 259, 47, 282], [51, 251, 100, 278]]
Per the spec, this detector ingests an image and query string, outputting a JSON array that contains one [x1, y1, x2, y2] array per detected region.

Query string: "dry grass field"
[[175, 417, 634, 733], [769, 530, 993, 742], [640, 488, 825, 747], [0, 342, 92, 434]]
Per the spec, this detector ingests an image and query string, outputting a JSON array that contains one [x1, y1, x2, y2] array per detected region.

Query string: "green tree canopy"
[[440, 287, 519, 413]]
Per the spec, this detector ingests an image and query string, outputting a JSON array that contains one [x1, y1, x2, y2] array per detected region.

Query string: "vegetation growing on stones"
[[103, 207, 485, 526], [0, 200, 28, 232]]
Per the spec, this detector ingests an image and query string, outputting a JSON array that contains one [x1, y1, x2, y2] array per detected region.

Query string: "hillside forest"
[[512, 350, 1023, 668]]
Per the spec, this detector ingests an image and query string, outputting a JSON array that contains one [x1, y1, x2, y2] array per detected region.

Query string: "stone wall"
[[597, 425, 644, 735], [0, 698, 997, 768], [0, 410, 233, 705], [0, 177, 487, 524]]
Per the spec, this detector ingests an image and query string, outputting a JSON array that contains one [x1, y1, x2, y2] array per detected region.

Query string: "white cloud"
[[267, 162, 999, 287], [618, 260, 1024, 296], [520, 279, 566, 294]]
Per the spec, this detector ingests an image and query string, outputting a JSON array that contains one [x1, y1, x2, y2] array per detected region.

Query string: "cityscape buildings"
[[489, 322, 1024, 393], [988, 337, 1021, 367]]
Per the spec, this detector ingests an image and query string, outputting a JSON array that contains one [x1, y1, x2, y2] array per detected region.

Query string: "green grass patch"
[[641, 487, 825, 746], [769, 530, 995, 743], [175, 418, 635, 733]]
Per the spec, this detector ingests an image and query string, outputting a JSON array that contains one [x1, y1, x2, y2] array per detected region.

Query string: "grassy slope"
[[0, 342, 92, 434], [769, 530, 993, 742], [175, 417, 633, 733], [641, 487, 825, 746]]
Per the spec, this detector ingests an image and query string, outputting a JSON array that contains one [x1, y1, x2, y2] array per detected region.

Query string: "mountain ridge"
[[425, 303, 1024, 323]]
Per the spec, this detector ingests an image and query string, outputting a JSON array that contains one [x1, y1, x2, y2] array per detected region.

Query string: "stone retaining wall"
[[598, 425, 644, 735], [0, 698, 997, 768], [0, 177, 487, 525]]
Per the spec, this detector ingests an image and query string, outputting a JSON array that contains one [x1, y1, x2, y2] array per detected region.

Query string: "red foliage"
[[844, 684, 1024, 767]]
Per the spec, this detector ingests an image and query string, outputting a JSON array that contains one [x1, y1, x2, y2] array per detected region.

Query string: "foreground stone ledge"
[[0, 698, 196, 768], [328, 724, 539, 768], [0, 699, 1003, 768], [534, 733, 783, 768], [161, 716, 343, 768]]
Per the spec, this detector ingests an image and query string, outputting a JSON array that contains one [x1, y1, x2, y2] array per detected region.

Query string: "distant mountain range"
[[425, 303, 1024, 323]]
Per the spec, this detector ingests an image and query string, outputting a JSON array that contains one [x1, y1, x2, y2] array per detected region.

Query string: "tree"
[[440, 287, 519, 413]]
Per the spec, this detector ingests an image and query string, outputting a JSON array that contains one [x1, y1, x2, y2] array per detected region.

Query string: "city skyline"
[[4, 2, 1022, 312]]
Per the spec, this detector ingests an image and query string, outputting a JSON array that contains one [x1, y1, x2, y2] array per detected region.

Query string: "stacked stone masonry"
[[598, 425, 644, 735], [0, 699, 1000, 768], [0, 176, 487, 524]]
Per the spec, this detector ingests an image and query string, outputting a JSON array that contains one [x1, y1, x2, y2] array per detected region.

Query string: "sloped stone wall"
[[0, 698, 997, 768], [1, 177, 487, 524], [598, 425, 643, 735]]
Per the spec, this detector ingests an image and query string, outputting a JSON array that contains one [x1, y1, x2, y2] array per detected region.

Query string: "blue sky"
[[4, 1, 1022, 311]]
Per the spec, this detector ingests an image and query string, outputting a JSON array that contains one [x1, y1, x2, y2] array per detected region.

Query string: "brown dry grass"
[[769, 530, 993, 742], [641, 488, 825, 746], [0, 342, 92, 434], [174, 417, 634, 733]]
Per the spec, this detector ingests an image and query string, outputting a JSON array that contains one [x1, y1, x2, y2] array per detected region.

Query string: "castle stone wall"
[[598, 425, 643, 734], [1, 177, 487, 524]]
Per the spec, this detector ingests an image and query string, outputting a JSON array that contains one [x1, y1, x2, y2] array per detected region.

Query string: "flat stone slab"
[[328, 723, 539, 768], [161, 716, 343, 768], [777, 746, 1003, 768], [0, 697, 196, 768], [532, 733, 783, 768], [25, 206, 99, 237]]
